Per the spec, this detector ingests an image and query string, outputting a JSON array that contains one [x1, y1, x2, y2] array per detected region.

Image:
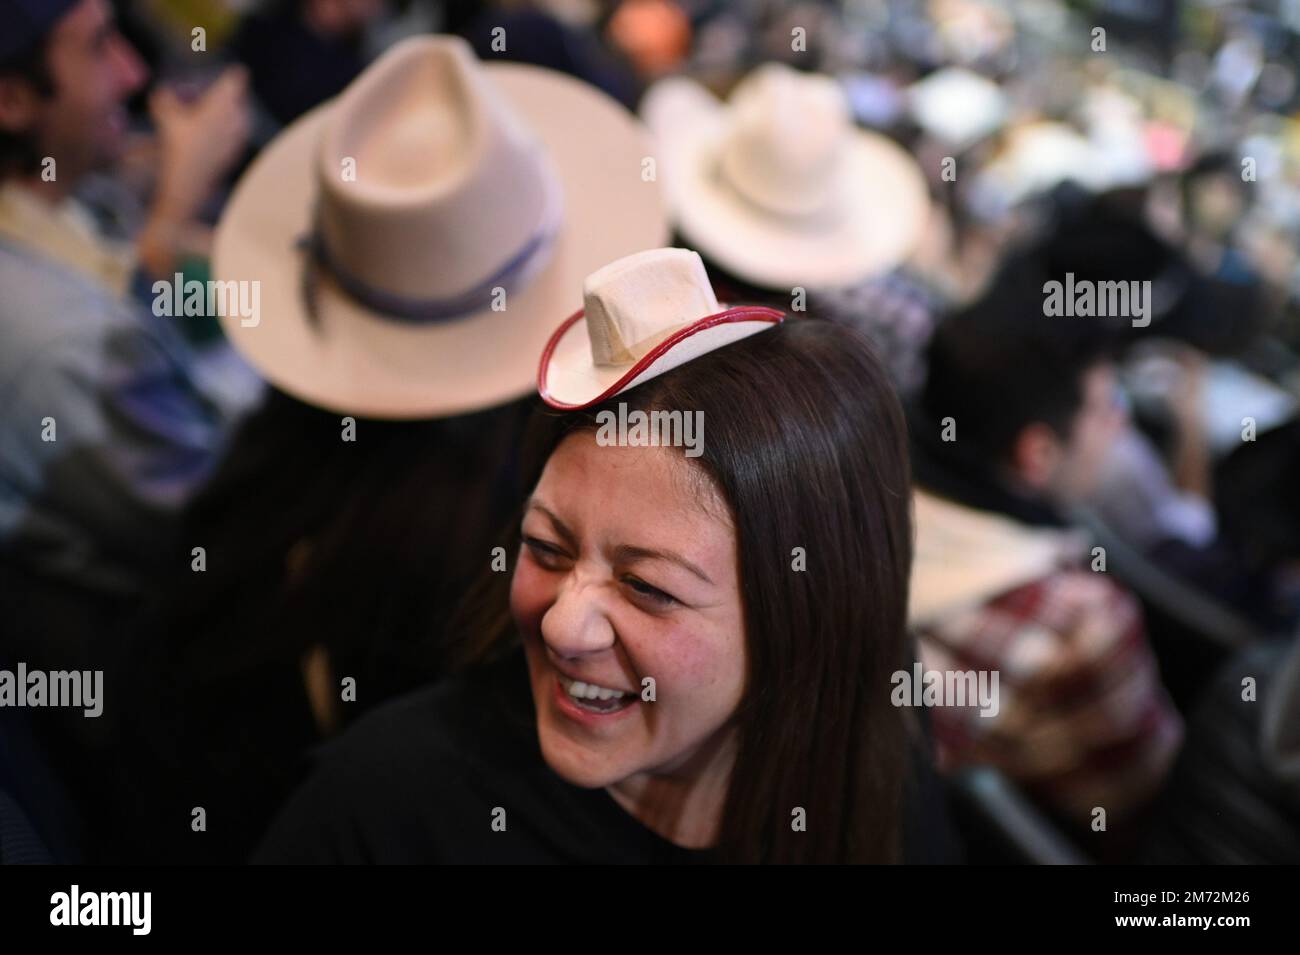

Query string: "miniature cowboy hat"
[[640, 62, 930, 291], [213, 34, 668, 419], [538, 247, 784, 409]]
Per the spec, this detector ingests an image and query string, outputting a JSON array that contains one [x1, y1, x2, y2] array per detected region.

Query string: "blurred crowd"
[[3, 0, 1300, 865]]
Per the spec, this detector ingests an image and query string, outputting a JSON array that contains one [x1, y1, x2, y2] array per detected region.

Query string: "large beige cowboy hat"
[[640, 63, 930, 291], [213, 34, 669, 419], [539, 247, 784, 409]]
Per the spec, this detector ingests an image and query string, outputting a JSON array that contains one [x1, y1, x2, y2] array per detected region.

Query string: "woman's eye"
[[623, 576, 677, 608], [523, 537, 567, 567]]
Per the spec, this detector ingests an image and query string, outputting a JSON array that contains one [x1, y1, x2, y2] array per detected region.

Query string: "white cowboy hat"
[[539, 247, 783, 409], [213, 35, 668, 419], [640, 63, 930, 291], [972, 120, 1153, 216]]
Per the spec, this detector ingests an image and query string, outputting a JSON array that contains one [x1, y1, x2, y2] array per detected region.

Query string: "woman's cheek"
[[509, 556, 556, 637], [621, 618, 713, 693]]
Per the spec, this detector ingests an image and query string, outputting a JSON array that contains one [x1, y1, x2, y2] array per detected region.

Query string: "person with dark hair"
[[228, 0, 386, 128], [0, 0, 252, 281], [458, 5, 643, 111], [254, 248, 947, 864], [639, 61, 943, 398], [0, 0, 253, 610], [1030, 184, 1267, 354], [0, 0, 254, 852], [112, 388, 535, 864], [107, 35, 671, 863], [908, 256, 1182, 853], [1030, 188, 1288, 629]]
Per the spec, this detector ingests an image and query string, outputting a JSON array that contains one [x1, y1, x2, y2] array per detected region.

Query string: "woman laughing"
[[256, 249, 946, 864]]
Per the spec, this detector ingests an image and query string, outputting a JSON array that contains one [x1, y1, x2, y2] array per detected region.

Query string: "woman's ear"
[[1009, 422, 1062, 491]]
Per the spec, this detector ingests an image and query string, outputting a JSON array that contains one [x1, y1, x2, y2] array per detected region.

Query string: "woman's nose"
[[540, 570, 616, 659]]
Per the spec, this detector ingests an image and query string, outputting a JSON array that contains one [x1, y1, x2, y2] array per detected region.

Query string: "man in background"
[[0, 0, 253, 857], [907, 258, 1183, 856]]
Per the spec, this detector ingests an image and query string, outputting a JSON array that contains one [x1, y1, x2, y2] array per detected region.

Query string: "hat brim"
[[642, 76, 931, 291], [213, 63, 669, 419], [538, 305, 784, 410]]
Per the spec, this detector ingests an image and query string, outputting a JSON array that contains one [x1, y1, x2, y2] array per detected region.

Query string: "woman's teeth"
[[565, 679, 625, 700], [560, 677, 634, 712]]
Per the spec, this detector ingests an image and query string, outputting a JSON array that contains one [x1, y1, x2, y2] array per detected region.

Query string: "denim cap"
[[0, 0, 79, 62]]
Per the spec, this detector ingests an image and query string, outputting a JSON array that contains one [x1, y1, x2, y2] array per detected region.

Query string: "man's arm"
[[1, 314, 225, 589]]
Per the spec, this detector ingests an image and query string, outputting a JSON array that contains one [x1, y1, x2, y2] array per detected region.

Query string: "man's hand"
[[138, 67, 251, 278], [1166, 344, 1211, 500], [150, 66, 251, 222]]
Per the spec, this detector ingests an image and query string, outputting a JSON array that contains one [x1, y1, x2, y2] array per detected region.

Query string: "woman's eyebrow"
[[524, 501, 578, 549], [614, 544, 714, 585]]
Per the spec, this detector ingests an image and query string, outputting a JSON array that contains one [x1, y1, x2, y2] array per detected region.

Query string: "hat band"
[[301, 217, 558, 324]]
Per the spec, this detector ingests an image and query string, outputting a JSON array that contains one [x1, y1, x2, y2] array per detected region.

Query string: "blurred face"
[[1047, 362, 1127, 501], [306, 0, 386, 36], [512, 431, 747, 803], [14, 0, 147, 180]]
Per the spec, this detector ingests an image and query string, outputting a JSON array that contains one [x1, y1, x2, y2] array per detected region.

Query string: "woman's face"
[[512, 430, 747, 793]]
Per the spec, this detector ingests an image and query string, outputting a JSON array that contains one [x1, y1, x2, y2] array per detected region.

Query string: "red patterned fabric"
[[917, 569, 1184, 823]]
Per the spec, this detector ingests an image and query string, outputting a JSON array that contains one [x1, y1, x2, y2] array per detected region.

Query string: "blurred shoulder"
[[254, 653, 537, 863], [316, 653, 533, 781]]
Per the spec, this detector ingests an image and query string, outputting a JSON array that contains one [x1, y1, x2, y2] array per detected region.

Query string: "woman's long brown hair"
[[449, 318, 914, 863]]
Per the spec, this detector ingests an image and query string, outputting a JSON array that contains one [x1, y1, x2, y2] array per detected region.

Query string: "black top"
[[254, 650, 714, 864], [255, 648, 963, 865], [104, 390, 536, 864]]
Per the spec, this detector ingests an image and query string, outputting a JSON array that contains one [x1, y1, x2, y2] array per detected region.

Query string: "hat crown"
[[584, 248, 720, 366], [314, 36, 559, 304], [720, 64, 850, 218]]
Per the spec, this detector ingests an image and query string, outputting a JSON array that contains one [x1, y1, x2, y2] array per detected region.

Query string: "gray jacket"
[[0, 237, 227, 596]]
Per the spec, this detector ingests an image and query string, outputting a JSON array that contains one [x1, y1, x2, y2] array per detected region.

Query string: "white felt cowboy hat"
[[640, 63, 930, 291], [539, 247, 784, 409], [213, 35, 668, 419]]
